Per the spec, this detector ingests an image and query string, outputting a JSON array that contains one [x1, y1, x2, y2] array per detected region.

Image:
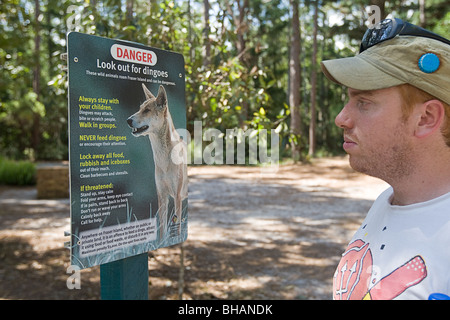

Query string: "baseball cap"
[[321, 18, 450, 105]]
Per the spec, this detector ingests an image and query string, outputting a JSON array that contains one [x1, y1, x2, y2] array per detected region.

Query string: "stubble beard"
[[347, 128, 415, 184]]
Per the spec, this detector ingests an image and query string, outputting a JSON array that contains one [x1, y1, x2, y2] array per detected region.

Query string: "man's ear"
[[414, 100, 445, 139]]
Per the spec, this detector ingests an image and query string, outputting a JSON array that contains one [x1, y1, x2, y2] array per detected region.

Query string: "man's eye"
[[356, 100, 369, 109]]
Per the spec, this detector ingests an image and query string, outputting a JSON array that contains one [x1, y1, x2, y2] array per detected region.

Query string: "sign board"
[[67, 32, 187, 269]]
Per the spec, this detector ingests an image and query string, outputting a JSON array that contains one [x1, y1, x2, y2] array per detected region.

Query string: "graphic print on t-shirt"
[[333, 239, 428, 300]]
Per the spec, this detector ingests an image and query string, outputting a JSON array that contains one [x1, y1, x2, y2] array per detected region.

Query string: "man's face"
[[335, 86, 415, 182]]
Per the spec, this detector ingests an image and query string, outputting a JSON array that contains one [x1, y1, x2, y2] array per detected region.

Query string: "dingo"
[[127, 84, 187, 238]]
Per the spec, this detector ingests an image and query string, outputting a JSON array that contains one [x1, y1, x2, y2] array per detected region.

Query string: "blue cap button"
[[418, 53, 440, 73]]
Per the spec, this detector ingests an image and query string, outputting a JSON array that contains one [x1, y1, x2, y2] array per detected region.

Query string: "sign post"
[[67, 32, 187, 299], [100, 253, 149, 300]]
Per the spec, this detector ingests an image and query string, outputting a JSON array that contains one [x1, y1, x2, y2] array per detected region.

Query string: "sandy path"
[[0, 156, 388, 299]]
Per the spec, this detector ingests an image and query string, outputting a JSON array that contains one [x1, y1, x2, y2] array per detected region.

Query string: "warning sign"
[[67, 32, 187, 269]]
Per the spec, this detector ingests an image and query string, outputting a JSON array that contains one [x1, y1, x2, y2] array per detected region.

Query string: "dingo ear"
[[156, 85, 167, 109], [142, 83, 155, 100]]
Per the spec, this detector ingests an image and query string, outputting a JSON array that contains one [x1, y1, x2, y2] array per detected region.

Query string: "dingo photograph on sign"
[[127, 84, 188, 240]]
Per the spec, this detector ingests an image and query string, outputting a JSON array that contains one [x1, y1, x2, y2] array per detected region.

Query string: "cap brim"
[[321, 55, 405, 90]]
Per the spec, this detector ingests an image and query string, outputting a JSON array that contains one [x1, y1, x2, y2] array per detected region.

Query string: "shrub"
[[0, 157, 36, 185]]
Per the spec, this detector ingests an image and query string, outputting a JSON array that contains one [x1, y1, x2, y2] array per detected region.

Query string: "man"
[[321, 18, 450, 300]]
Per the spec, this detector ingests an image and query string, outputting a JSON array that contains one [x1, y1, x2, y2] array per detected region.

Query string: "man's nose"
[[335, 104, 353, 129]]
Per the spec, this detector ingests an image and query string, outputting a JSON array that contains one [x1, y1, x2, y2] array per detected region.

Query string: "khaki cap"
[[321, 36, 450, 105]]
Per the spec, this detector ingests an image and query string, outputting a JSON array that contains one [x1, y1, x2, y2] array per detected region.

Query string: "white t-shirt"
[[333, 187, 450, 300]]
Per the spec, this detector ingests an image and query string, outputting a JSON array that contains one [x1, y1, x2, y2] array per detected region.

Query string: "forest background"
[[1, 0, 449, 165]]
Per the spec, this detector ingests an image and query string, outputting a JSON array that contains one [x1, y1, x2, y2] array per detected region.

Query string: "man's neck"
[[390, 148, 450, 206]]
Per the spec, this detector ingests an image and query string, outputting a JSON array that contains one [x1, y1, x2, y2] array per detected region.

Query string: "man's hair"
[[398, 84, 450, 147]]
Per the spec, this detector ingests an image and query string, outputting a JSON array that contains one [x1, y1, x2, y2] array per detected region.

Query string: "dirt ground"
[[0, 156, 388, 300]]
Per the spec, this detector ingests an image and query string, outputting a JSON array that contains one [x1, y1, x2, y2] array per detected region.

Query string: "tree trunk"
[[32, 0, 41, 158], [203, 0, 211, 67], [289, 0, 302, 162], [126, 0, 134, 25], [419, 0, 426, 27], [370, 0, 386, 20], [226, 0, 249, 127], [308, 0, 319, 157]]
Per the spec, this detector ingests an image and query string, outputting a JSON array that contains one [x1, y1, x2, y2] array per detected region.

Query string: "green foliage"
[[0, 157, 36, 185], [0, 0, 449, 161]]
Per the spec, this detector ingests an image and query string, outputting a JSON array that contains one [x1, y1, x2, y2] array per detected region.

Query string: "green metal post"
[[100, 253, 149, 300]]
